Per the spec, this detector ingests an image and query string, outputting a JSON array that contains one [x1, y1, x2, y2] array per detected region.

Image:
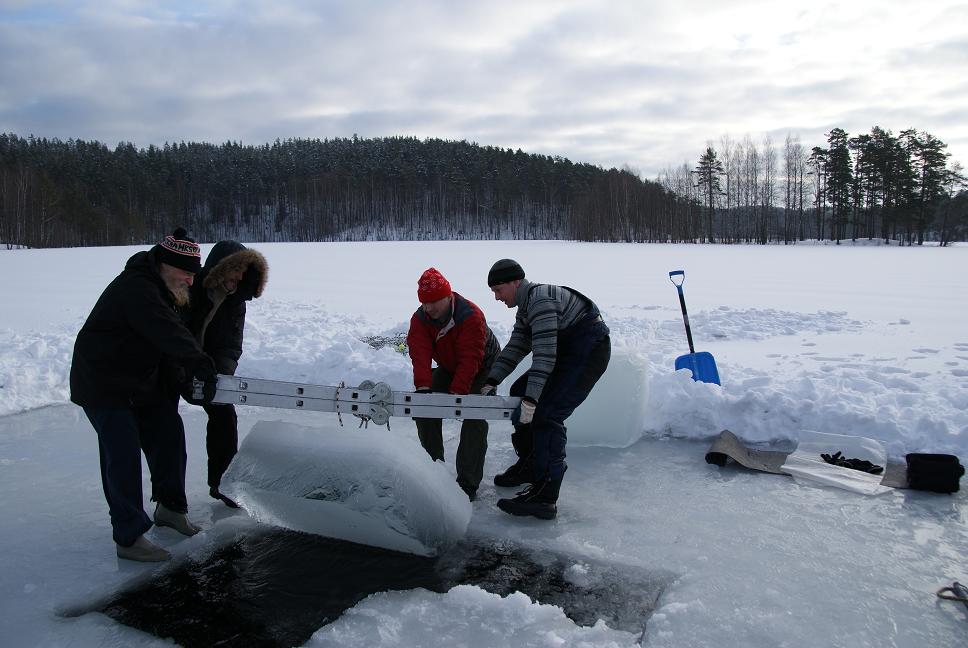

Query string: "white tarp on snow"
[[782, 430, 892, 496]]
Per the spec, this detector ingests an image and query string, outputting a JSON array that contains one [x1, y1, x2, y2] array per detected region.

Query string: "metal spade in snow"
[[669, 270, 721, 385]]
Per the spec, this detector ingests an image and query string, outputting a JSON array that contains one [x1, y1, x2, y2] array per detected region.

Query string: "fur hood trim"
[[203, 248, 268, 298]]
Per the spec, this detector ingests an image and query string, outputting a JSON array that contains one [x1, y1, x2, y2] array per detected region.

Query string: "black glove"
[[820, 451, 842, 465], [193, 355, 217, 383], [846, 458, 883, 474], [820, 450, 883, 474], [181, 355, 218, 405], [198, 377, 218, 404]]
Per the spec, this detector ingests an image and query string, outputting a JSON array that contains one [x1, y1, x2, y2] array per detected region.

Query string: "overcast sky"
[[1, 0, 966, 179]]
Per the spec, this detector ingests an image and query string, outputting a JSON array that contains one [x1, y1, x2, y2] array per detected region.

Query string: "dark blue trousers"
[[510, 318, 611, 482], [84, 402, 189, 546], [203, 403, 238, 489]]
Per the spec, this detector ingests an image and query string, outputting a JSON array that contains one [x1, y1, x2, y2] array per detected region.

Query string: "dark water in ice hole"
[[98, 528, 670, 647]]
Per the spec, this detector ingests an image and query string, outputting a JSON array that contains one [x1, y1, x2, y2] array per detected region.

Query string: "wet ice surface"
[[99, 531, 669, 647], [1, 404, 966, 647]]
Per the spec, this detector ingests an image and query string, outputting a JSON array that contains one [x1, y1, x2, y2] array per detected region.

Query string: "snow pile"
[[648, 307, 864, 343], [222, 420, 472, 556], [0, 327, 76, 415], [639, 349, 968, 457], [307, 585, 639, 648], [235, 298, 414, 391]]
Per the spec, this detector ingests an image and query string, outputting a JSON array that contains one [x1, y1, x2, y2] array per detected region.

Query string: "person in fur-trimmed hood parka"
[[186, 240, 268, 507]]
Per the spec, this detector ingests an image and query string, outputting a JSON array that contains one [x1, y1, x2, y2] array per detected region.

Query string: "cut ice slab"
[[222, 420, 472, 556], [502, 350, 651, 448]]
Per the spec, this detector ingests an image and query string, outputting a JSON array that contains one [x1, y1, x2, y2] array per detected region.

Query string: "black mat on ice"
[[705, 429, 909, 488]]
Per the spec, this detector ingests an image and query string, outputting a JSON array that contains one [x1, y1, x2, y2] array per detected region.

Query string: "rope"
[[335, 381, 345, 427]]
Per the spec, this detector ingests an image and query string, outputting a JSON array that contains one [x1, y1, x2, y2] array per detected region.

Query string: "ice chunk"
[[567, 352, 651, 447], [504, 351, 651, 448], [222, 420, 471, 556]]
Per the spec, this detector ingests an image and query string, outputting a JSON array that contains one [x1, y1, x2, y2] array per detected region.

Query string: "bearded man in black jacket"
[[70, 228, 218, 562], [185, 240, 268, 508]]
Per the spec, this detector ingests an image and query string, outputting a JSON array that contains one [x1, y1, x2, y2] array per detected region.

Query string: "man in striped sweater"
[[482, 259, 611, 519]]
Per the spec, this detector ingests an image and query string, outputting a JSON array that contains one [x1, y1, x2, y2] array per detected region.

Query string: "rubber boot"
[[496, 477, 562, 520], [154, 503, 201, 536], [116, 535, 171, 562]]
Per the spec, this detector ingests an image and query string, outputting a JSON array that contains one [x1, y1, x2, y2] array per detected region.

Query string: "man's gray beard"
[[166, 280, 191, 307]]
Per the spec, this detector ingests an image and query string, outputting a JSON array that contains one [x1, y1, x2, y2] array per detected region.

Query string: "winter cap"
[[156, 227, 202, 273], [417, 267, 452, 303], [487, 258, 525, 287]]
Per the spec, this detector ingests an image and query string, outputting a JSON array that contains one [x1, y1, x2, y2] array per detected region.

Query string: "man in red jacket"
[[407, 267, 501, 501]]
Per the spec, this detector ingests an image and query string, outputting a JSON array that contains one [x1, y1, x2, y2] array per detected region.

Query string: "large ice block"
[[222, 420, 472, 556]]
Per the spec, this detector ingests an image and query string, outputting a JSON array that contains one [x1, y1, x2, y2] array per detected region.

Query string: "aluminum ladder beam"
[[201, 374, 520, 425]]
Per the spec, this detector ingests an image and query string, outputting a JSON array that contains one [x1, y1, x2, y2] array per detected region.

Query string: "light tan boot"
[[116, 535, 171, 562], [154, 503, 201, 536]]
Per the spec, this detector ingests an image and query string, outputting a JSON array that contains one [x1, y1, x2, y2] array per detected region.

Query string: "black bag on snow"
[[905, 453, 965, 493]]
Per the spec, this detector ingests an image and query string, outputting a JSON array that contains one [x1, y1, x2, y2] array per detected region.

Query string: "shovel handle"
[[669, 270, 695, 354]]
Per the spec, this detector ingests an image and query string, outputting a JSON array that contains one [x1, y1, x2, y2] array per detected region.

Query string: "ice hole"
[[98, 531, 672, 648]]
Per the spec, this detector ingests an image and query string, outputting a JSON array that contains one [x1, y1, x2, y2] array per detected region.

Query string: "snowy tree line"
[[0, 131, 964, 249], [0, 134, 698, 248], [661, 127, 967, 246]]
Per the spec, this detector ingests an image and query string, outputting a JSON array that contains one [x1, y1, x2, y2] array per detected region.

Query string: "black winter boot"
[[494, 456, 533, 487], [210, 486, 241, 509], [457, 479, 478, 502], [494, 428, 533, 487], [497, 478, 562, 520]]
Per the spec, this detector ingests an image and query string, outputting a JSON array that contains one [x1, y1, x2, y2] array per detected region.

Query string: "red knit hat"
[[417, 267, 452, 303]]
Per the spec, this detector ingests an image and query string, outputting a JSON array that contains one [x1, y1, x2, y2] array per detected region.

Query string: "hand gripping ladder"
[[194, 375, 521, 427]]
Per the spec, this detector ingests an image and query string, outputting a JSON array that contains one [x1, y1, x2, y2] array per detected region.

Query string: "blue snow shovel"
[[669, 270, 721, 385]]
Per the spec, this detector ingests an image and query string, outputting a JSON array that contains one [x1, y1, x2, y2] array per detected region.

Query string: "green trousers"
[[415, 366, 489, 491]]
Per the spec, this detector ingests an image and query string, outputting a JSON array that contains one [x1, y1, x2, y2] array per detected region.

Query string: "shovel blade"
[[675, 351, 721, 385]]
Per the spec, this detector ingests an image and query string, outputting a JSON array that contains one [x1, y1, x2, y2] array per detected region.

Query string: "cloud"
[[1, 0, 966, 179]]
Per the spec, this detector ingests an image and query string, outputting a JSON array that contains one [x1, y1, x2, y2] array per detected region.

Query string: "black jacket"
[[70, 248, 208, 408], [188, 241, 268, 375]]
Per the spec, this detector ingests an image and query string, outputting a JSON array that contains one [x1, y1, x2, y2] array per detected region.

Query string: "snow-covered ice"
[[0, 240, 966, 647]]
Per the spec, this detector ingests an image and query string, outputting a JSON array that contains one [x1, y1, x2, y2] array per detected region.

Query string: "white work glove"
[[517, 399, 537, 425], [480, 383, 496, 396]]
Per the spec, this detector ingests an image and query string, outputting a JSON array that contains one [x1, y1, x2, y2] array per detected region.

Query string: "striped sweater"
[[487, 279, 593, 401]]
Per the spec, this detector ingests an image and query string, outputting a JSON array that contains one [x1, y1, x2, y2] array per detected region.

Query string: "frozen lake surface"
[[1, 404, 965, 647], [1, 240, 966, 646]]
